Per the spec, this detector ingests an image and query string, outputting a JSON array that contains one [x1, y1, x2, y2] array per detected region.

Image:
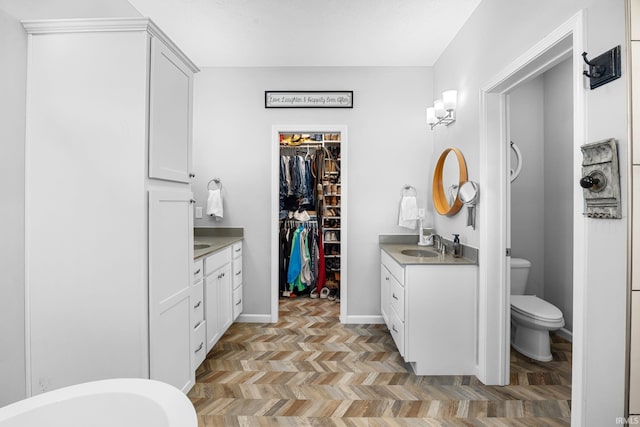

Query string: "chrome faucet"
[[432, 234, 443, 252]]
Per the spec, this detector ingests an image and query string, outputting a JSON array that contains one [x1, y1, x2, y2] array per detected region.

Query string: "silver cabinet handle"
[[194, 268, 201, 275], [235, 248, 241, 253], [392, 325, 398, 333], [385, 277, 390, 281], [392, 293, 398, 300], [189, 173, 196, 178], [235, 270, 241, 276], [190, 199, 196, 204], [235, 299, 242, 306], [194, 320, 203, 330], [194, 300, 202, 309], [194, 342, 203, 353]]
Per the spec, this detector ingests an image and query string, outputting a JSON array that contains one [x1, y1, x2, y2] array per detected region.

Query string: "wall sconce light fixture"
[[427, 90, 457, 130]]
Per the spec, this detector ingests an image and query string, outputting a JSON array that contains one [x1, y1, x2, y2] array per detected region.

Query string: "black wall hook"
[[582, 46, 621, 89]]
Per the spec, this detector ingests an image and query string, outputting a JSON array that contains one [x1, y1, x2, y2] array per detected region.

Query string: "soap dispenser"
[[452, 234, 462, 258]]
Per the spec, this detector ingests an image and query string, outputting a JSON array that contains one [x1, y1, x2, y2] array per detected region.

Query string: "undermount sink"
[[401, 249, 438, 258], [194, 243, 211, 250]]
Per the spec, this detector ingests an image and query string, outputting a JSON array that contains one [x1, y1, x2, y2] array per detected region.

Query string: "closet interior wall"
[[279, 132, 341, 301]]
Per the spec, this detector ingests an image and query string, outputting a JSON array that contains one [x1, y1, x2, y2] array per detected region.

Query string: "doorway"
[[508, 58, 574, 345], [478, 10, 587, 425], [270, 125, 348, 323]]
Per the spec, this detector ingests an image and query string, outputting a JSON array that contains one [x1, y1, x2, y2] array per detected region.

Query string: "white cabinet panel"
[[192, 280, 204, 327], [389, 307, 405, 357], [380, 264, 391, 326], [390, 274, 405, 322], [149, 37, 193, 183], [233, 285, 243, 321], [149, 190, 194, 393], [192, 321, 206, 370]]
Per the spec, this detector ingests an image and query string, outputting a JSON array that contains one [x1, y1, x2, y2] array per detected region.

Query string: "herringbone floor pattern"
[[189, 298, 572, 426]]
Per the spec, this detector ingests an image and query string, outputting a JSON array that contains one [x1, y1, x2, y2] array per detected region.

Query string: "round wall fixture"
[[432, 147, 468, 216]]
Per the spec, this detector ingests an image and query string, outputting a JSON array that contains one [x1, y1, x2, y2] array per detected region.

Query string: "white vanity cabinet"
[[204, 247, 233, 352], [381, 250, 477, 375], [23, 18, 199, 395]]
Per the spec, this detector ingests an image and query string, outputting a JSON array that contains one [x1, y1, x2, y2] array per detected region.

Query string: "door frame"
[[270, 125, 348, 323], [478, 10, 587, 424]]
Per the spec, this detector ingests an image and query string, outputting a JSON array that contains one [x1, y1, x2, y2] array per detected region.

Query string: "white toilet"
[[510, 258, 564, 362]]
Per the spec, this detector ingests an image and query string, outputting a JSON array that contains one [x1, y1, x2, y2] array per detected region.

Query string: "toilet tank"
[[510, 258, 531, 295]]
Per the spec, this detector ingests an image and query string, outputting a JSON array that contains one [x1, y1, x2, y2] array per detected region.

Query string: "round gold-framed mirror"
[[432, 147, 468, 216]]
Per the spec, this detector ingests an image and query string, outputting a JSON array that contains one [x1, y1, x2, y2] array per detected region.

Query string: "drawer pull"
[[392, 293, 398, 300], [235, 299, 242, 306], [385, 277, 390, 281], [194, 320, 203, 330], [235, 270, 241, 276], [235, 248, 241, 253], [193, 300, 202, 309], [392, 325, 398, 333], [194, 268, 201, 275], [190, 199, 196, 204], [194, 342, 204, 353]]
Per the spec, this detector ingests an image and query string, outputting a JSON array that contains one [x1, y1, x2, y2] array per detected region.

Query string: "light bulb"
[[426, 107, 437, 125], [434, 99, 445, 118], [443, 90, 457, 112]]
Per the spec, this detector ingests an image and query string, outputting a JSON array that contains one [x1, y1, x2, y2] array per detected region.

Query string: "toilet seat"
[[511, 295, 563, 322]]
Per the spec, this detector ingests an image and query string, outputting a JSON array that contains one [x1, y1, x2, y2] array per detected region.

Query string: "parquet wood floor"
[[189, 297, 571, 426]]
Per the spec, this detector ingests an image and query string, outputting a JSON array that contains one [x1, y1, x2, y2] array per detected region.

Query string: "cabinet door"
[[149, 37, 193, 183], [219, 262, 233, 333], [205, 271, 221, 352], [149, 189, 194, 393]]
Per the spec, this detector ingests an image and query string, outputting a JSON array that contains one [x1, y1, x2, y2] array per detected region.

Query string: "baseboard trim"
[[556, 327, 573, 342], [344, 315, 385, 325], [236, 314, 272, 323]]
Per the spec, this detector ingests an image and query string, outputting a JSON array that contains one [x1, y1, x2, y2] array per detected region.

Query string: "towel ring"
[[402, 185, 417, 197], [207, 178, 222, 190]]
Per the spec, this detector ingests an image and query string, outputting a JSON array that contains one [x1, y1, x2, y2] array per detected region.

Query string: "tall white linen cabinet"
[[23, 18, 199, 395]]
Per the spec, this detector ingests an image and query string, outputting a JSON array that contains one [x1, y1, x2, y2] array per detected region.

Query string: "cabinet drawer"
[[390, 275, 405, 322], [389, 307, 405, 357], [192, 280, 204, 327], [232, 241, 242, 259], [193, 259, 203, 283], [233, 258, 242, 289], [192, 320, 206, 369], [232, 285, 243, 320], [381, 250, 404, 285], [204, 247, 231, 276]]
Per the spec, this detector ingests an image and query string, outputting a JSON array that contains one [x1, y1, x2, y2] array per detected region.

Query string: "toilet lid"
[[511, 295, 563, 321]]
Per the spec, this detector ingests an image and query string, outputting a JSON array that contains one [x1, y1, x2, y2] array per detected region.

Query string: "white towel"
[[398, 195, 418, 229], [206, 189, 223, 220]]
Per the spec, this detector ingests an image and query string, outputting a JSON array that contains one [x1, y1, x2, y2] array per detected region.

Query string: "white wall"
[[433, 0, 627, 424], [509, 76, 545, 297], [0, 7, 27, 406], [193, 66, 433, 318], [543, 58, 574, 333]]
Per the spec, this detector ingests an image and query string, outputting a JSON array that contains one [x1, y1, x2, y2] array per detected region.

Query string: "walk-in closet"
[[278, 130, 342, 305]]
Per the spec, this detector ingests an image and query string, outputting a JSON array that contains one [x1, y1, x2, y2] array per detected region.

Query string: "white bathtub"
[[0, 379, 197, 427]]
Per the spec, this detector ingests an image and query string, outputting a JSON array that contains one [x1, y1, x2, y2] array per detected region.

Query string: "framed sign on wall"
[[265, 91, 353, 108]]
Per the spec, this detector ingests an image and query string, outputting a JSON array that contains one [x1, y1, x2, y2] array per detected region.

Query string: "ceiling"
[[126, 0, 482, 67], [0, 0, 482, 68]]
